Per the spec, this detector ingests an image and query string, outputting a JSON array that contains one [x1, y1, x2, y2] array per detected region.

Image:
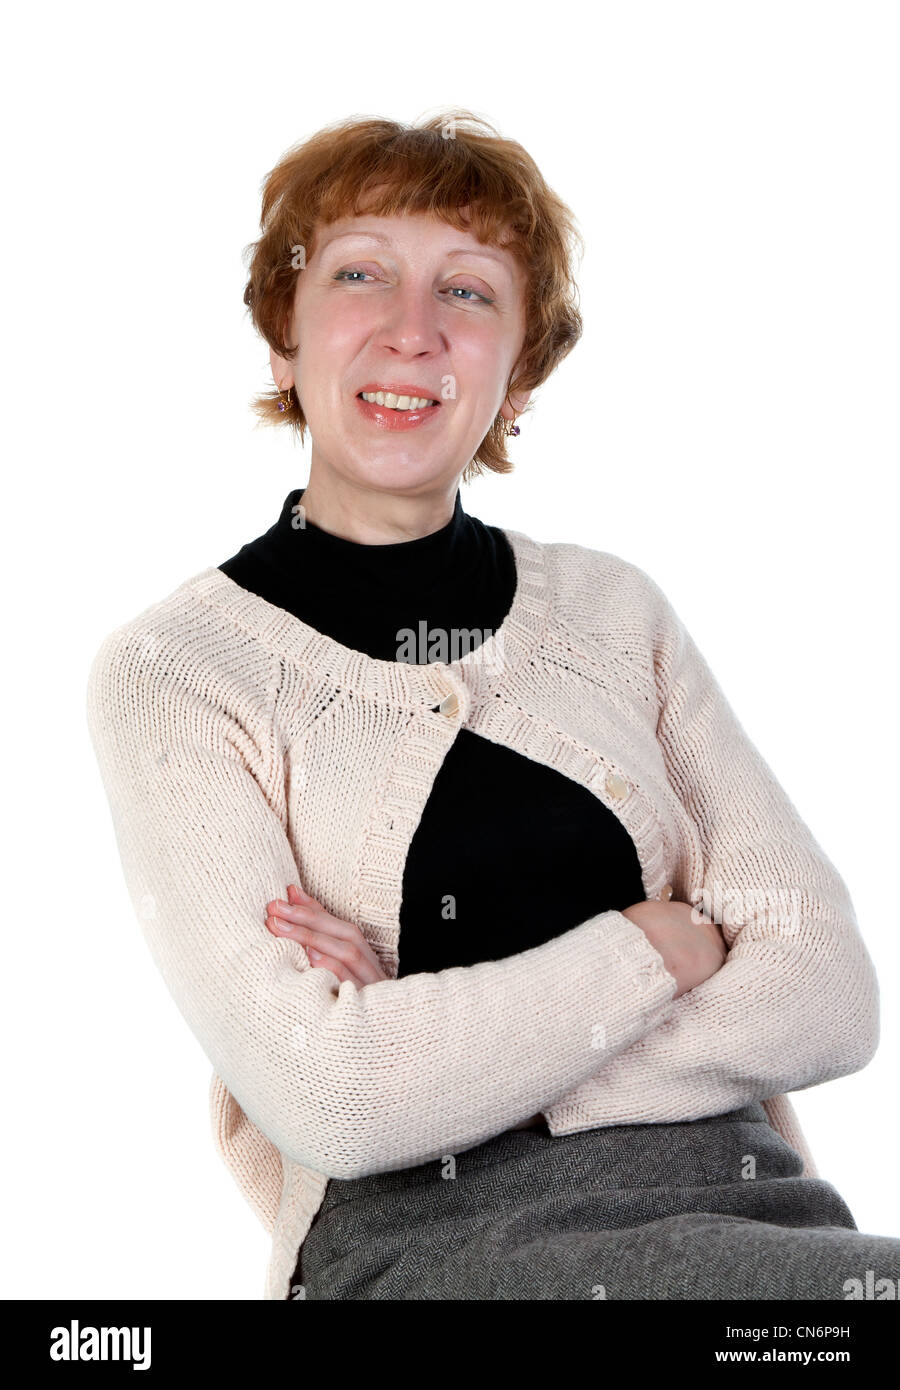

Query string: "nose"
[[372, 282, 447, 359]]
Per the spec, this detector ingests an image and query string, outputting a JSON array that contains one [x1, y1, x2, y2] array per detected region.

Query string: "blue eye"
[[333, 269, 493, 304], [448, 286, 484, 302]]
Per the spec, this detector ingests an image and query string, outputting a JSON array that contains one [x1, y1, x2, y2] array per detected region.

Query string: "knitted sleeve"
[[86, 625, 678, 1181], [561, 568, 880, 1124]]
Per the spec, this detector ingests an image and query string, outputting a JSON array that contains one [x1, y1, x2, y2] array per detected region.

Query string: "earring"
[[277, 385, 293, 413], [504, 416, 520, 437]]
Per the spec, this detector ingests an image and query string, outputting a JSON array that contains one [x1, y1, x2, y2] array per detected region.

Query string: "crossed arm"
[[263, 571, 879, 1128], [540, 571, 880, 1129], [87, 568, 879, 1181]]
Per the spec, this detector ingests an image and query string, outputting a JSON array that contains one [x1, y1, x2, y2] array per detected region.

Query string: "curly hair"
[[242, 109, 584, 482]]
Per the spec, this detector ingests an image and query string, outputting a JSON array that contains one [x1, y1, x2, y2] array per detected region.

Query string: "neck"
[[298, 469, 461, 545]]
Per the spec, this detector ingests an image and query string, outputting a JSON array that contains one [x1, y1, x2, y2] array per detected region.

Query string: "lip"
[[354, 393, 442, 432], [357, 382, 441, 403]]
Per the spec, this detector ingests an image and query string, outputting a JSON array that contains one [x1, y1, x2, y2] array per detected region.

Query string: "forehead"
[[311, 210, 522, 269]]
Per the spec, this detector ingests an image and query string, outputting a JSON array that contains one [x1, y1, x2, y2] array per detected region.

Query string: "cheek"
[[456, 323, 508, 375], [313, 297, 375, 345], [295, 324, 364, 411], [297, 297, 369, 368]]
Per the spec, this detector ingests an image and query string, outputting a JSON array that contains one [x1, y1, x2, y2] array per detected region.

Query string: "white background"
[[3, 1, 897, 1299]]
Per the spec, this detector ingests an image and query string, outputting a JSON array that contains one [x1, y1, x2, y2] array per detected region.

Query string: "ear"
[[269, 343, 295, 393], [500, 384, 532, 421]]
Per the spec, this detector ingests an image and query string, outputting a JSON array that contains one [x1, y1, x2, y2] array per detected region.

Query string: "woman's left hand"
[[265, 882, 390, 988]]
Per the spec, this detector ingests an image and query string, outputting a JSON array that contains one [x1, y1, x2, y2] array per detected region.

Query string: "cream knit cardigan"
[[85, 524, 879, 1300]]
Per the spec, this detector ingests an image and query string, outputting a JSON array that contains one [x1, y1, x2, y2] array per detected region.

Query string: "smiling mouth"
[[356, 391, 440, 411]]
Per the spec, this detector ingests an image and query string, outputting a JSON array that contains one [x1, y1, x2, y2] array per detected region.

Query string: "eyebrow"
[[318, 229, 514, 270]]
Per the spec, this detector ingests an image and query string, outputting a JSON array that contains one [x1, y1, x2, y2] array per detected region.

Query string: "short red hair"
[[242, 109, 584, 481]]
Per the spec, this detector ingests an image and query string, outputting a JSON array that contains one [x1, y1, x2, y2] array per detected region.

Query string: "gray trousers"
[[295, 1103, 900, 1299]]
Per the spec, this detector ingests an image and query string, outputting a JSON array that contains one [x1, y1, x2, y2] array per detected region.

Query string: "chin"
[[312, 448, 464, 496]]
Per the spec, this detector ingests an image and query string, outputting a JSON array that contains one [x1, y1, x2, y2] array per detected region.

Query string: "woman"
[[86, 111, 900, 1301]]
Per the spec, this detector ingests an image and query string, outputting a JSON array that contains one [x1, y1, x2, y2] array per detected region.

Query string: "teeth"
[[360, 391, 436, 410]]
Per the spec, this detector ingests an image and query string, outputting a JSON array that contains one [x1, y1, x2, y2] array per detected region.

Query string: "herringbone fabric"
[[296, 1103, 899, 1300]]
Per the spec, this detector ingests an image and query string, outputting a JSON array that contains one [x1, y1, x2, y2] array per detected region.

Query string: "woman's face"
[[270, 209, 530, 497]]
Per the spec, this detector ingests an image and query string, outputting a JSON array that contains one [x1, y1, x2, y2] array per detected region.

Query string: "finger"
[[265, 920, 358, 985], [268, 898, 355, 940], [267, 916, 365, 974], [267, 918, 381, 988], [266, 901, 387, 984], [307, 951, 343, 978], [267, 902, 349, 944], [267, 900, 315, 924], [266, 913, 327, 947], [294, 927, 385, 986], [269, 901, 384, 974], [265, 914, 305, 943], [267, 897, 322, 923]]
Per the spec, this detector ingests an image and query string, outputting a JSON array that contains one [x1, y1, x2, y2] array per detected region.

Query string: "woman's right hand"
[[620, 898, 727, 999]]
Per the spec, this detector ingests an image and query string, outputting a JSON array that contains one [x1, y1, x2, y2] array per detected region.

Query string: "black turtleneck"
[[219, 487, 645, 977]]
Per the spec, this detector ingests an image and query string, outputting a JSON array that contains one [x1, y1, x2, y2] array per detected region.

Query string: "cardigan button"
[[605, 770, 629, 799], [438, 691, 459, 717], [660, 882, 674, 902]]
